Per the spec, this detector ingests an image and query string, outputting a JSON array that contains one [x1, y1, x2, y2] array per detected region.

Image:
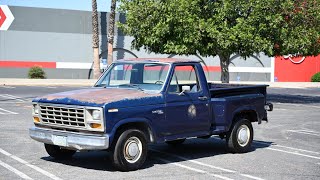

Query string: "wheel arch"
[[232, 107, 259, 124], [110, 118, 155, 146]]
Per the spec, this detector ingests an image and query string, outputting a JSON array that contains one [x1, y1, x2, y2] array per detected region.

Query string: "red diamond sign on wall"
[[0, 5, 14, 31]]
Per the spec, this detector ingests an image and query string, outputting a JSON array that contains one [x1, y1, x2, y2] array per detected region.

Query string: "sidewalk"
[[0, 78, 97, 86], [0, 78, 319, 88]]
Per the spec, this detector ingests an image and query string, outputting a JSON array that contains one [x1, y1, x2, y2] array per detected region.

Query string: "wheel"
[[166, 139, 186, 146], [111, 129, 148, 171], [44, 144, 76, 159], [226, 118, 253, 153]]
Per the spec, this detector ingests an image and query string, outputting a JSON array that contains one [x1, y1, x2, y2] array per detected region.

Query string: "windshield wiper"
[[94, 84, 105, 87], [118, 84, 144, 91]]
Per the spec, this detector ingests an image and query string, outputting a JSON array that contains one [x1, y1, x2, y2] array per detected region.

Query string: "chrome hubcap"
[[124, 137, 142, 163], [237, 125, 250, 147]]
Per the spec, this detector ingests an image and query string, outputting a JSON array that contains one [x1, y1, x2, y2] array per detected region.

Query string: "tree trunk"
[[92, 0, 101, 79], [107, 43, 113, 65], [107, 0, 117, 65], [93, 47, 100, 79], [218, 54, 230, 83]]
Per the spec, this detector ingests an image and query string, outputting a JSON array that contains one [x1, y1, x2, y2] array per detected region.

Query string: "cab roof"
[[116, 58, 200, 64]]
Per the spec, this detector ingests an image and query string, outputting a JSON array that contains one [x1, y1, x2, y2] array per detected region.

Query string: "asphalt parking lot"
[[0, 85, 319, 180]]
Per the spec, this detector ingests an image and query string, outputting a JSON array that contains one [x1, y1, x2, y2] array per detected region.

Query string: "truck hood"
[[34, 88, 163, 107]]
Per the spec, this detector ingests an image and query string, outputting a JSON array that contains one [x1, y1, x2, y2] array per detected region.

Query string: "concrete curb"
[[0, 79, 97, 87], [0, 79, 319, 88], [228, 81, 320, 89]]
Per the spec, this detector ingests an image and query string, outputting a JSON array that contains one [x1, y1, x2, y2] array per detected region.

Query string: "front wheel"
[[111, 129, 148, 171], [226, 118, 253, 153], [44, 144, 76, 159]]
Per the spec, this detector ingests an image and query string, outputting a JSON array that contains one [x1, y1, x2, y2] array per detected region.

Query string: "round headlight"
[[92, 110, 101, 120]]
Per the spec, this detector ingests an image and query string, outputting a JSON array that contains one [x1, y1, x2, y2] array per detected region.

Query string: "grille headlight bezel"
[[32, 103, 105, 132], [85, 107, 105, 131]]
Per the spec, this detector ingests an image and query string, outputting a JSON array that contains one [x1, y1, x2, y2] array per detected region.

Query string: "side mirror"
[[179, 86, 190, 95]]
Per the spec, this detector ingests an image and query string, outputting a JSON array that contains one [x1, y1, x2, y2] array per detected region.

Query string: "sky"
[[0, 0, 111, 11]]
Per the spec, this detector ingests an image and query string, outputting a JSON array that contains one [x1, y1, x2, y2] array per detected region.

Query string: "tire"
[[226, 118, 253, 153], [44, 144, 76, 159], [165, 139, 186, 146], [111, 129, 148, 171]]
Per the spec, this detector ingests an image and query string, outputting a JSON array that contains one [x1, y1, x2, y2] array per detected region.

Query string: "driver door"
[[164, 65, 210, 138]]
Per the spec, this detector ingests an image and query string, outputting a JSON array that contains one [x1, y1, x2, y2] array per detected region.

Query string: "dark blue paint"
[[33, 61, 270, 147], [34, 97, 105, 107]]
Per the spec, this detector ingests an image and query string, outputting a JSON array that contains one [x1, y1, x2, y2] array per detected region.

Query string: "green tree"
[[119, 0, 320, 83], [92, 0, 101, 79], [107, 0, 117, 65]]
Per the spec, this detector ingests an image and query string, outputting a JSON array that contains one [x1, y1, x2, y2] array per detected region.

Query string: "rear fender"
[[229, 106, 258, 129]]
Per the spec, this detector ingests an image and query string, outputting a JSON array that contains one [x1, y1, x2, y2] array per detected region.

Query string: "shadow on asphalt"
[[267, 94, 320, 104], [41, 138, 273, 171]]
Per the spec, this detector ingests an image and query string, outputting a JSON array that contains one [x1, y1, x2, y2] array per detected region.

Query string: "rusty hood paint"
[[33, 88, 163, 107]]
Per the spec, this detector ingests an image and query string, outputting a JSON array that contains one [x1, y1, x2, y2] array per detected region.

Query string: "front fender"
[[108, 118, 154, 145]]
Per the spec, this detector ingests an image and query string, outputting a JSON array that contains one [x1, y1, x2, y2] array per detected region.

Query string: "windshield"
[[95, 62, 170, 92]]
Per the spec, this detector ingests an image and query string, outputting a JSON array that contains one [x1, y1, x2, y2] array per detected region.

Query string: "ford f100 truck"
[[30, 58, 273, 171]]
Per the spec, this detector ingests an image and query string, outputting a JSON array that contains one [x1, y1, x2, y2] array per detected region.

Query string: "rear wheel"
[[44, 144, 76, 159], [226, 118, 253, 153], [111, 129, 148, 171], [166, 139, 186, 146]]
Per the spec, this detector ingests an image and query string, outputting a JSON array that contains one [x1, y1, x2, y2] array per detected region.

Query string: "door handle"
[[198, 96, 208, 101]]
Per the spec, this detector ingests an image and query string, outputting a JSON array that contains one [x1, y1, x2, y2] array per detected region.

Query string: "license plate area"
[[52, 135, 67, 147]]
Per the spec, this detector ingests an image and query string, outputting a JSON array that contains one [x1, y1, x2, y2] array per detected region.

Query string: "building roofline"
[[116, 58, 200, 64]]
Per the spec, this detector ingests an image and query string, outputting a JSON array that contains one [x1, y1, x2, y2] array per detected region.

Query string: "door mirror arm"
[[178, 89, 187, 96], [179, 86, 191, 96]]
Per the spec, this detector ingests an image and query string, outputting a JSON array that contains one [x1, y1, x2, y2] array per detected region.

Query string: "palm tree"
[[107, 0, 117, 65], [92, 0, 101, 79]]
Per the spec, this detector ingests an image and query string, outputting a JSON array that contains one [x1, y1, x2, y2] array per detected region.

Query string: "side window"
[[167, 65, 201, 93]]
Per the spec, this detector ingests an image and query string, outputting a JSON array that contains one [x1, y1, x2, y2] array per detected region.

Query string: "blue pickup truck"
[[30, 58, 273, 171]]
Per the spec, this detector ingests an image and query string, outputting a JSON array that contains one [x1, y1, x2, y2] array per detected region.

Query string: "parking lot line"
[[299, 129, 320, 133], [0, 94, 25, 102], [274, 102, 320, 109], [0, 108, 18, 115], [264, 147, 320, 160], [253, 141, 320, 155], [0, 148, 62, 180], [155, 157, 233, 180], [253, 142, 320, 160], [0, 159, 33, 180], [152, 149, 265, 180], [287, 130, 320, 137], [210, 138, 320, 161]]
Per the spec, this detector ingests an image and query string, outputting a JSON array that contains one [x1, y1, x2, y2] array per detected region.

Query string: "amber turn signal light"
[[90, 123, 102, 129], [33, 117, 40, 123]]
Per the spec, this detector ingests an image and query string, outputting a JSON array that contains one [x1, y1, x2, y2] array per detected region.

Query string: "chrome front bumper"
[[29, 126, 109, 150]]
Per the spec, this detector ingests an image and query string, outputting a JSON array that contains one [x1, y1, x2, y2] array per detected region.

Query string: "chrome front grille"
[[39, 104, 86, 129]]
